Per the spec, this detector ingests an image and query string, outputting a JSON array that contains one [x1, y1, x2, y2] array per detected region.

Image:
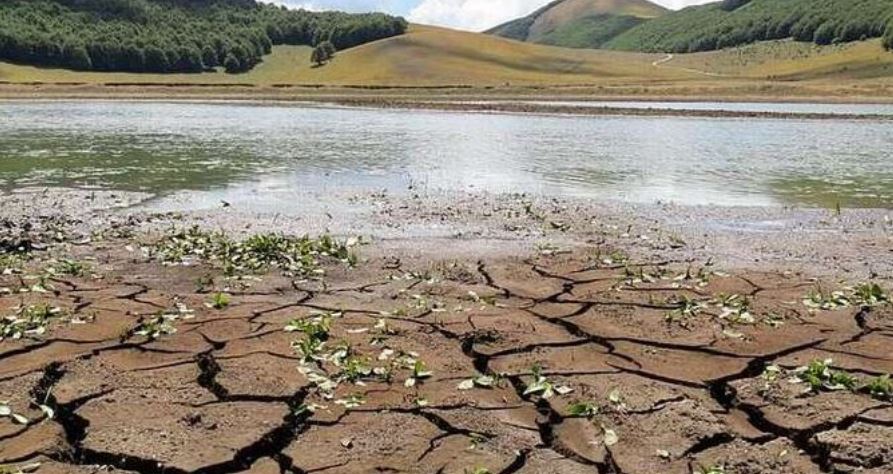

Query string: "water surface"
[[498, 100, 893, 116], [0, 101, 891, 210]]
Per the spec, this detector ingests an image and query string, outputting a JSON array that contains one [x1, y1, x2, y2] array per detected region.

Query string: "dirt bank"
[[0, 189, 891, 473], [4, 83, 893, 121]]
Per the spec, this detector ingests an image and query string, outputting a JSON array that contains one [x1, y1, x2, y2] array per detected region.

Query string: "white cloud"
[[653, 0, 715, 9], [272, 0, 408, 13], [408, 0, 718, 32], [407, 0, 549, 31]]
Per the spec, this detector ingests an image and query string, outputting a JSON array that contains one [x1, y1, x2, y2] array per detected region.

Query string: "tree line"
[[0, 0, 407, 73], [606, 0, 893, 53]]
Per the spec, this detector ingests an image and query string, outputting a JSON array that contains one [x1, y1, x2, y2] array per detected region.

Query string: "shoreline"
[[4, 186, 892, 279], [4, 83, 893, 121], [1, 186, 891, 473], [4, 93, 893, 121]]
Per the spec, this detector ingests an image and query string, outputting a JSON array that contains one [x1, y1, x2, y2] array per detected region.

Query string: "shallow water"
[[497, 100, 893, 116], [0, 101, 891, 210]]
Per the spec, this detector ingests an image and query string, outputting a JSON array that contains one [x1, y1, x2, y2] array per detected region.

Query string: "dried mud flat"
[[1, 190, 892, 474]]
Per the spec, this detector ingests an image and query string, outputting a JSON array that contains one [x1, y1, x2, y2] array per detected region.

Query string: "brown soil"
[[1, 206, 891, 474]]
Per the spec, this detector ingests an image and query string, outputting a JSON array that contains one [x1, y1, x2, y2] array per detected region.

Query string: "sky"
[[279, 0, 716, 32]]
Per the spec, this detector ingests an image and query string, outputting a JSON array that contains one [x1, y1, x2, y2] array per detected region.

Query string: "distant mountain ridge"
[[486, 0, 668, 49]]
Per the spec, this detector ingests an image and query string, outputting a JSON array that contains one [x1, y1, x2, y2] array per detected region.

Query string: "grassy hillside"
[[487, 0, 666, 49], [0, 25, 685, 86], [607, 0, 893, 53], [3, 25, 892, 90], [669, 39, 893, 81], [537, 14, 646, 49]]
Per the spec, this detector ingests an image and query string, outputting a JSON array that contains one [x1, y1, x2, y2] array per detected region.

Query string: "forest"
[[606, 0, 893, 53], [0, 0, 408, 73]]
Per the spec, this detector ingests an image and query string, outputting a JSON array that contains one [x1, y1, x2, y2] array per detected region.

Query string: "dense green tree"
[[0, 0, 407, 73], [201, 45, 218, 69], [320, 40, 336, 59], [64, 44, 92, 70], [310, 44, 329, 67], [144, 45, 169, 71], [223, 53, 241, 73], [607, 0, 893, 53]]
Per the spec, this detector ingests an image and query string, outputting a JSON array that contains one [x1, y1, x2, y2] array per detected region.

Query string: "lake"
[[492, 100, 893, 116], [1, 101, 891, 210]]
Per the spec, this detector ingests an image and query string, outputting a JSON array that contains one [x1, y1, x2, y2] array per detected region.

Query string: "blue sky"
[[276, 0, 715, 31]]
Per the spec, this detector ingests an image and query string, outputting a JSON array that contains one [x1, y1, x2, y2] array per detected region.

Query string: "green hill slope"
[[606, 0, 893, 53], [486, 0, 667, 49]]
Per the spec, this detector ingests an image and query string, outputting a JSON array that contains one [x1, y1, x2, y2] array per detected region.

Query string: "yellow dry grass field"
[[667, 39, 893, 82], [1, 25, 892, 93], [0, 26, 689, 87]]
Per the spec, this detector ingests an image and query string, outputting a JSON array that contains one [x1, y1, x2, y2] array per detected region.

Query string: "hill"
[[662, 39, 893, 81], [486, 0, 667, 49], [606, 0, 893, 53], [0, 25, 686, 86], [0, 0, 406, 74], [3, 25, 892, 91]]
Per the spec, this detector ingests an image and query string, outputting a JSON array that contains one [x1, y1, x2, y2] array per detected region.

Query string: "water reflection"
[[0, 101, 890, 209]]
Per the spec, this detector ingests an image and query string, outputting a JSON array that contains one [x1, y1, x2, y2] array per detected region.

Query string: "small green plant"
[[0, 253, 26, 275], [795, 359, 858, 392], [206, 292, 231, 310], [804, 283, 889, 310], [287, 313, 340, 364], [523, 364, 554, 397], [0, 304, 63, 341], [49, 259, 89, 277], [863, 375, 892, 400], [132, 314, 178, 340], [851, 283, 889, 306], [665, 295, 704, 327], [672, 265, 712, 287], [338, 355, 373, 383], [292, 336, 326, 363], [285, 313, 334, 340], [567, 401, 600, 418], [404, 359, 433, 387], [523, 364, 572, 399], [803, 288, 852, 310], [152, 227, 357, 278], [620, 265, 667, 286], [457, 374, 498, 391]]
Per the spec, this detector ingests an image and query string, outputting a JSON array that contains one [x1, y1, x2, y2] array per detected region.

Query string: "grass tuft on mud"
[[150, 226, 358, 278]]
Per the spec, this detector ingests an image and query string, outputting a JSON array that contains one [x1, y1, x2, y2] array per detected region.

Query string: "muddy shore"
[[0, 188, 891, 473], [4, 83, 893, 122]]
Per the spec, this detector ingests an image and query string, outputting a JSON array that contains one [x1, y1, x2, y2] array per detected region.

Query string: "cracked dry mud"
[[1, 219, 892, 474]]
